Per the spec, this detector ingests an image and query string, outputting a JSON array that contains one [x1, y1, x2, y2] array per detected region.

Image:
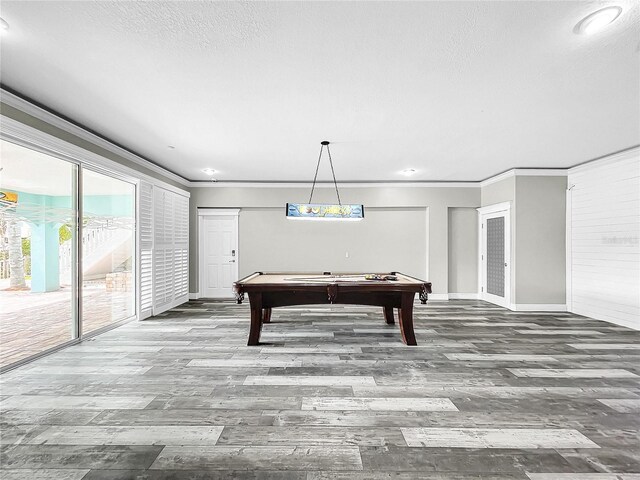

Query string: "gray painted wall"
[[448, 208, 478, 293], [479, 175, 566, 305], [514, 176, 567, 304], [189, 186, 481, 295], [239, 208, 426, 279], [481, 177, 515, 207]]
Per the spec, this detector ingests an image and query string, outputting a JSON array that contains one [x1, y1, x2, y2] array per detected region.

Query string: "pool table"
[[233, 272, 432, 346]]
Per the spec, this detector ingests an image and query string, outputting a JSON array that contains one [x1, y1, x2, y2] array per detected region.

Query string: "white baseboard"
[[510, 303, 567, 312], [428, 294, 449, 301], [448, 293, 480, 300], [189, 292, 200, 300]]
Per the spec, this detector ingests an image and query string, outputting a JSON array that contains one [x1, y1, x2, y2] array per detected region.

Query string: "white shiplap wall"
[[567, 148, 640, 330]]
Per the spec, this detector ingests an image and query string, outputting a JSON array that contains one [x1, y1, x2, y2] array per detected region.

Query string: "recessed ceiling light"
[[401, 169, 416, 176], [0, 18, 9, 33], [202, 168, 216, 176], [574, 6, 622, 35]]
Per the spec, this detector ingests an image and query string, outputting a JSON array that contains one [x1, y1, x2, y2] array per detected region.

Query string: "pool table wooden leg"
[[262, 308, 272, 323], [248, 293, 263, 346], [383, 306, 395, 324], [397, 292, 417, 346]]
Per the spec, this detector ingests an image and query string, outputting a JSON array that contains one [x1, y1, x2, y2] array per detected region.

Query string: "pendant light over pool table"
[[286, 141, 364, 221]]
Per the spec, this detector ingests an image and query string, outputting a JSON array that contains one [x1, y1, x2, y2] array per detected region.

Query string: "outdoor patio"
[[0, 281, 132, 368]]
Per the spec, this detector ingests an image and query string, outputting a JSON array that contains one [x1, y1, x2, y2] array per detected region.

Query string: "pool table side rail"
[[233, 272, 432, 304], [235, 271, 431, 287]]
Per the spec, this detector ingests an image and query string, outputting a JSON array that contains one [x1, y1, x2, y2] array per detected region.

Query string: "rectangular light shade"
[[286, 203, 364, 221]]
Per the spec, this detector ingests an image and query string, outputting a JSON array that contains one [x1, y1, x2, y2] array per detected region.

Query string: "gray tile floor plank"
[[527, 475, 640, 479], [0, 470, 90, 480], [358, 446, 587, 473], [301, 397, 458, 411], [149, 446, 363, 471], [81, 471, 306, 480], [568, 344, 640, 351], [597, 398, 640, 413], [0, 444, 164, 469], [444, 354, 559, 362], [216, 425, 406, 446], [0, 395, 156, 410], [26, 425, 224, 446], [351, 386, 640, 399], [308, 474, 529, 480], [244, 375, 376, 386], [401, 427, 600, 448], [507, 369, 638, 378], [87, 408, 275, 426]]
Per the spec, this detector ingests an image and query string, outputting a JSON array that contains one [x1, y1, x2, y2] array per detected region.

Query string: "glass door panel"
[[81, 169, 135, 335], [486, 216, 505, 297], [0, 140, 78, 368]]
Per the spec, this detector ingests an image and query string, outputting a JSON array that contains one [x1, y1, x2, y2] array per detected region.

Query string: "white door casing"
[[198, 209, 239, 299], [477, 202, 511, 308]]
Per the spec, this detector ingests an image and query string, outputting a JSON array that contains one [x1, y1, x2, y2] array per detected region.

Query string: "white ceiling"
[[1, 1, 638, 183]]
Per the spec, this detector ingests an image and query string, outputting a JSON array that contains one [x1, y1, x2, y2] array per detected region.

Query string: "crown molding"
[[479, 168, 568, 187], [188, 181, 480, 188], [1, 88, 191, 187]]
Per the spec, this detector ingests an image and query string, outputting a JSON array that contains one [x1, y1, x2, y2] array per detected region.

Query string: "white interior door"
[[478, 203, 511, 308], [199, 211, 239, 299]]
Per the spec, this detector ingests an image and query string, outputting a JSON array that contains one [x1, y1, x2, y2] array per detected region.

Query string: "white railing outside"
[[59, 227, 117, 279]]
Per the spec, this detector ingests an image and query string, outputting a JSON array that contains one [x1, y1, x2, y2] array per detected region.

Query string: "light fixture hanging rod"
[[326, 143, 341, 206], [308, 140, 342, 206]]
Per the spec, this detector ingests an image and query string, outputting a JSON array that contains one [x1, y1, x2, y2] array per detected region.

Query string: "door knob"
[[230, 259, 236, 263]]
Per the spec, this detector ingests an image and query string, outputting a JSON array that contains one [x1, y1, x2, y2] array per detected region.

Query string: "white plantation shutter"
[[174, 194, 190, 299], [152, 186, 189, 315], [139, 181, 154, 319]]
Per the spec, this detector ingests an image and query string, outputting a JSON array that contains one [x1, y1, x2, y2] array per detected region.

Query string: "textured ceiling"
[[1, 1, 639, 182]]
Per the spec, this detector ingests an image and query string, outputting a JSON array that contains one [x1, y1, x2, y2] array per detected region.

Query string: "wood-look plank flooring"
[[1, 299, 640, 479]]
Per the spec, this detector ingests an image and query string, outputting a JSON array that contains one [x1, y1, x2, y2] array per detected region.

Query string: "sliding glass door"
[[82, 169, 136, 335], [0, 140, 137, 369], [0, 140, 78, 367]]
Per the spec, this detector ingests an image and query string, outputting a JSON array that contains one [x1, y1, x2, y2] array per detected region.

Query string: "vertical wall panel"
[[568, 149, 640, 329]]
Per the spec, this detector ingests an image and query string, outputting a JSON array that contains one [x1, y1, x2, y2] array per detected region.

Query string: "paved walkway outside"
[[0, 283, 132, 368]]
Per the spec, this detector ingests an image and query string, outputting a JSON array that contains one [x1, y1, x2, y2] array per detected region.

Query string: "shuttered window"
[[151, 186, 189, 314], [139, 181, 154, 319], [137, 184, 189, 317]]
